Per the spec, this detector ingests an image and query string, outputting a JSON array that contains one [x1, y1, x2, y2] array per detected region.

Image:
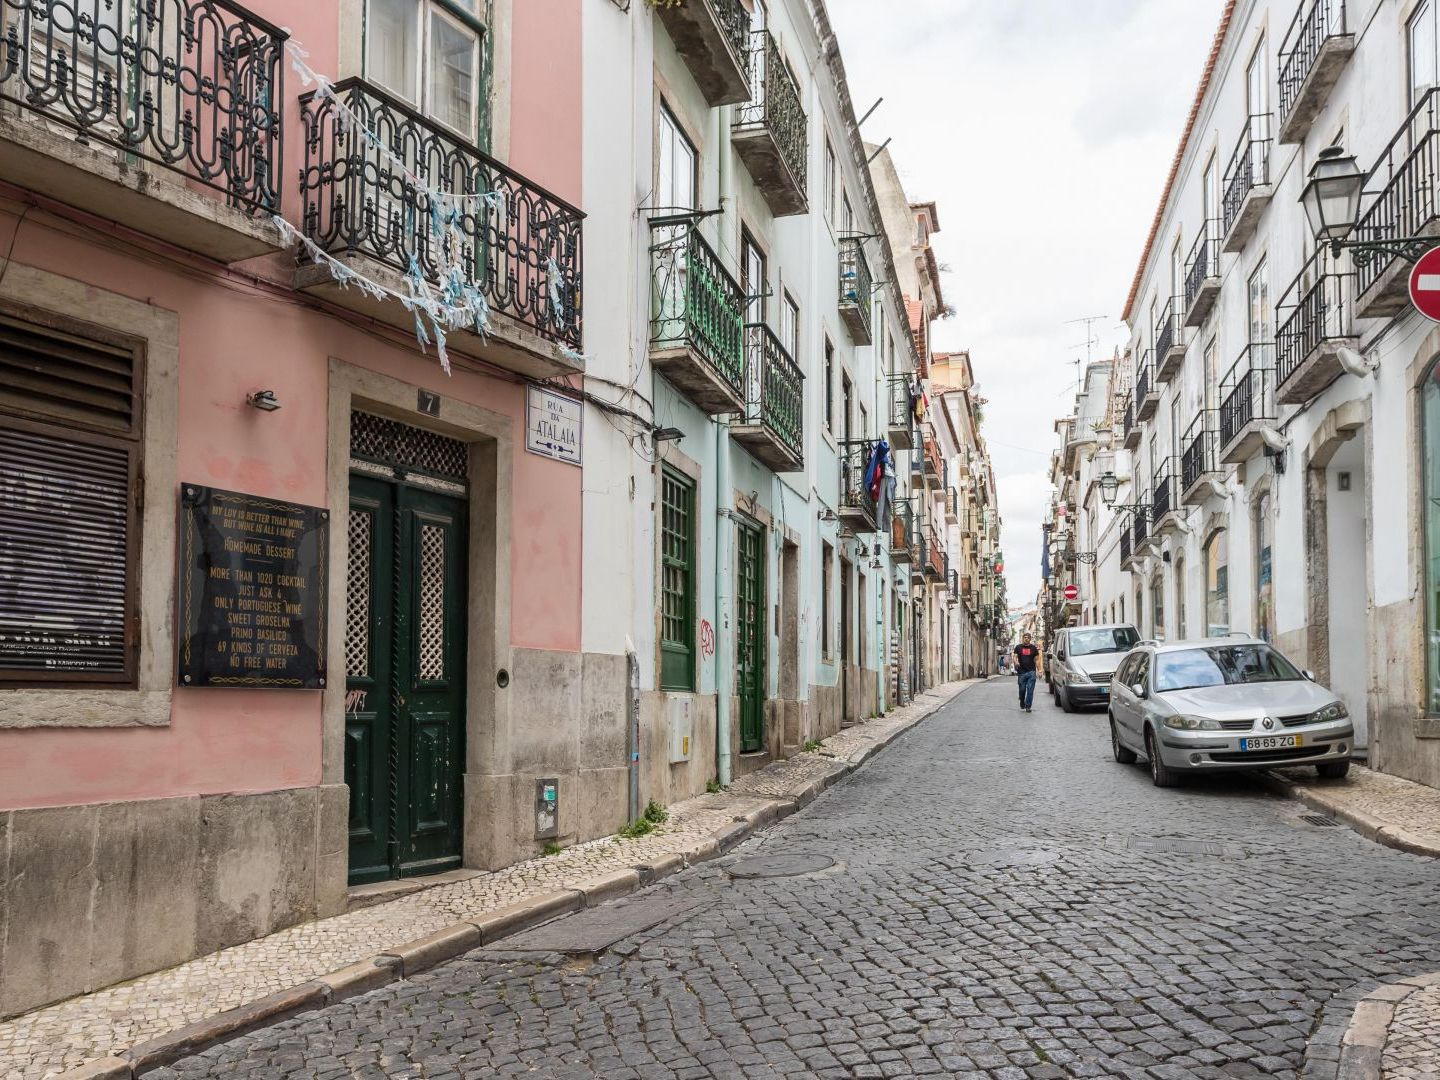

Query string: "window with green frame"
[[660, 466, 697, 691]]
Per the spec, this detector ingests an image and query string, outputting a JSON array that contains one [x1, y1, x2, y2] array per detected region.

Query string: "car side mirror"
[[1131, 683, 1145, 697], [1303, 670, 1316, 681]]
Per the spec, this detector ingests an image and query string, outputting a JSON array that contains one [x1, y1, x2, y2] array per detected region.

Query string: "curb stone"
[[1300, 974, 1440, 1080], [52, 678, 978, 1079]]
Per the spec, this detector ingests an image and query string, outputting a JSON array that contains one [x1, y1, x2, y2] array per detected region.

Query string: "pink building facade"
[[0, 0, 617, 1019]]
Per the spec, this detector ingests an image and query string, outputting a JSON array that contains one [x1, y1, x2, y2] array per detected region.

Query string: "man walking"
[[1013, 633, 1040, 713]]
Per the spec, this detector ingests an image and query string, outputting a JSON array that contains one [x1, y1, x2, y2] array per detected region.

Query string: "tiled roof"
[[1121, 0, 1237, 324]]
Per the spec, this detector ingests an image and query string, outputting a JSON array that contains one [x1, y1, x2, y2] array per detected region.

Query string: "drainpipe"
[[625, 635, 640, 824], [714, 103, 734, 787], [715, 416, 734, 787]]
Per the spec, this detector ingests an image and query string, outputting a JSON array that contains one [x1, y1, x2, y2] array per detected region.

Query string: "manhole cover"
[[1301, 813, 1341, 827], [1129, 837, 1229, 857], [727, 853, 836, 879]]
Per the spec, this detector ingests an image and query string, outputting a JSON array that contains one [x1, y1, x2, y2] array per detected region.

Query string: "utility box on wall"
[[535, 778, 559, 839], [668, 696, 693, 764]]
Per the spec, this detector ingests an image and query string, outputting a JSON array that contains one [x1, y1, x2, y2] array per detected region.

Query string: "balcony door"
[[1410, 2, 1438, 109], [736, 517, 766, 754]]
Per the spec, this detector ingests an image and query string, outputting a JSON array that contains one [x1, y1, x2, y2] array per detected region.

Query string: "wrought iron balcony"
[[1152, 459, 1182, 533], [649, 216, 746, 414], [1119, 528, 1133, 568], [890, 503, 916, 563], [838, 236, 873, 345], [1277, 0, 1354, 146], [1154, 297, 1185, 384], [731, 323, 804, 472], [1134, 351, 1159, 422], [1222, 114, 1274, 252], [0, 0, 287, 261], [652, 0, 752, 106], [1276, 248, 1357, 405], [886, 374, 916, 450], [1131, 506, 1151, 555], [924, 524, 945, 581], [1354, 88, 1440, 317], [922, 435, 944, 490], [1218, 344, 1277, 464], [732, 29, 807, 217], [838, 440, 880, 534], [1180, 412, 1219, 505], [1183, 224, 1222, 328], [299, 78, 583, 376], [945, 488, 959, 525], [1121, 394, 1140, 452]]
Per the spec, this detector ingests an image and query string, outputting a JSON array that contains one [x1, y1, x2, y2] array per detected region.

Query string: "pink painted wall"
[[0, 0, 585, 810]]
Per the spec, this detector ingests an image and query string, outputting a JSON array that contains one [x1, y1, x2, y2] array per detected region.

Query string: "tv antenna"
[[1064, 314, 1107, 389]]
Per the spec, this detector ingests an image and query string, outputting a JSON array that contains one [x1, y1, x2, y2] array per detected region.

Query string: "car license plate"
[[1240, 734, 1301, 751], [1098, 687, 1109, 696]]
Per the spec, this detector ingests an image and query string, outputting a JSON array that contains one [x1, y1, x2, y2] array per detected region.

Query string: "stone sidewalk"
[[0, 680, 980, 1080], [1271, 765, 1440, 1079]]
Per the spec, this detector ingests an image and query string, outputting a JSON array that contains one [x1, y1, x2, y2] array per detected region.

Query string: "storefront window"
[[1424, 360, 1440, 712], [1254, 493, 1274, 643], [1205, 529, 1230, 636]]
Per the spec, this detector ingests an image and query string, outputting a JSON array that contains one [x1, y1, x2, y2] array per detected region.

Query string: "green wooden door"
[[736, 518, 765, 754], [345, 475, 467, 884]]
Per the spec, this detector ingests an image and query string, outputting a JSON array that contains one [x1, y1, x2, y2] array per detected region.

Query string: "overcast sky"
[[828, 0, 1221, 609]]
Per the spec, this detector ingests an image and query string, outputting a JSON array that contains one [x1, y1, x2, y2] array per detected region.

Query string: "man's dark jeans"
[[1017, 670, 1037, 709]]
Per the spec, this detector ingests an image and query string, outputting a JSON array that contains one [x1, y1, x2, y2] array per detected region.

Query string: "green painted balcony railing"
[[649, 218, 746, 397], [744, 323, 804, 461]]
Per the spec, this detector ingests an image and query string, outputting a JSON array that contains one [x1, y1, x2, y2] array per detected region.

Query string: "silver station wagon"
[[1108, 638, 1355, 788]]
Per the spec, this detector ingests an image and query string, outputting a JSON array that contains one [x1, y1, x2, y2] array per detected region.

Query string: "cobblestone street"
[[149, 680, 1440, 1080]]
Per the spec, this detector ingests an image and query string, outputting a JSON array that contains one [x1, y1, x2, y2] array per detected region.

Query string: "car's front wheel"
[[1145, 727, 1179, 788], [1111, 715, 1137, 764], [1057, 684, 1073, 713], [1316, 759, 1351, 780]]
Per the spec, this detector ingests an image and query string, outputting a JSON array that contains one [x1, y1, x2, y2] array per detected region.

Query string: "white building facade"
[[1081, 0, 1440, 787]]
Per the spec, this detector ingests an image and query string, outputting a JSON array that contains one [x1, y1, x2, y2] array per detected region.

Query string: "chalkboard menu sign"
[[177, 485, 328, 689]]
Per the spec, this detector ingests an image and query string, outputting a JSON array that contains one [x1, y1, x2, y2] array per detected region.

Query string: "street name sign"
[[526, 384, 583, 465]]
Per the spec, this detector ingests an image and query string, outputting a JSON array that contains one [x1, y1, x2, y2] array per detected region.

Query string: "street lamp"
[[1098, 470, 1147, 517], [1300, 145, 1436, 265]]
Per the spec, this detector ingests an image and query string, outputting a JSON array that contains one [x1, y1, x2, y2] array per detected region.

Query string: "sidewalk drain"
[[1301, 813, 1341, 827], [726, 853, 836, 879]]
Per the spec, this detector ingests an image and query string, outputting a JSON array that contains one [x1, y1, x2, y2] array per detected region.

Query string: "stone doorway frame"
[[323, 359, 515, 895], [1301, 398, 1371, 690]]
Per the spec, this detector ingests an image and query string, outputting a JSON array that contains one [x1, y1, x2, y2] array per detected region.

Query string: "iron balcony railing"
[[1120, 529, 1132, 565], [1354, 87, 1440, 297], [0, 0, 286, 214], [649, 216, 746, 396], [1181, 412, 1217, 492], [1278, 0, 1346, 128], [1134, 353, 1153, 406], [300, 78, 583, 349], [887, 373, 916, 433], [923, 434, 943, 479], [1219, 343, 1277, 451], [891, 502, 916, 559], [1122, 396, 1136, 441], [838, 236, 873, 331], [1152, 461, 1176, 523], [1222, 114, 1272, 237], [707, 0, 753, 70], [1184, 223, 1220, 308], [925, 524, 945, 579], [1131, 506, 1149, 553], [733, 29, 807, 191], [743, 323, 803, 460], [839, 440, 880, 530], [1276, 248, 1355, 391], [1155, 296, 1182, 359]]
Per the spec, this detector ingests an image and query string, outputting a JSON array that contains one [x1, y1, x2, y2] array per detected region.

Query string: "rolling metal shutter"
[[0, 313, 141, 684]]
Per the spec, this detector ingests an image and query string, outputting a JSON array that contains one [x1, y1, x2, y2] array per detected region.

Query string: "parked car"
[[1047, 624, 1139, 712], [1108, 638, 1354, 787]]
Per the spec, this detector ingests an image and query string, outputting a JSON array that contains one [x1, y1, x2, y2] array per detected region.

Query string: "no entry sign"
[[1408, 247, 1440, 322], [1063, 584, 1080, 602]]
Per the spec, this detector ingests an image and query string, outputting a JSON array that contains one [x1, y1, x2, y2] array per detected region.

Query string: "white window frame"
[[365, 0, 485, 141]]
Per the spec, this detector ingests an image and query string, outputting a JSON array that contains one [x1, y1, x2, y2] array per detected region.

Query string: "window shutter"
[[0, 312, 141, 685]]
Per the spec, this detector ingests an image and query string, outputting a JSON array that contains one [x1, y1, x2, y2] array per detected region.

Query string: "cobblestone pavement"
[[1383, 985, 1440, 1078], [149, 680, 1440, 1080], [1271, 763, 1440, 857], [0, 684, 969, 1080]]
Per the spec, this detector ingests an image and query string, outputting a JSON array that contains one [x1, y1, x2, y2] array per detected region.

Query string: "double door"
[[736, 518, 765, 754], [345, 474, 467, 884]]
